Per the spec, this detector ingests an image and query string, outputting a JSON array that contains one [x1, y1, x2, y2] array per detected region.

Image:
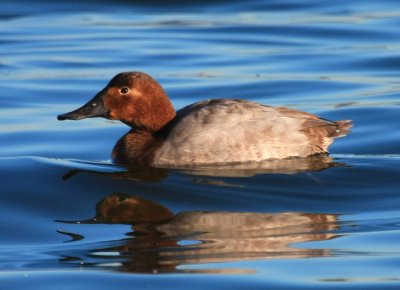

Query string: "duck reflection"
[[62, 155, 343, 182], [177, 154, 342, 177], [58, 193, 340, 274]]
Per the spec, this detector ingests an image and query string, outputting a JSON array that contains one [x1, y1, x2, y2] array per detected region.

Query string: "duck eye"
[[120, 87, 129, 94], [118, 196, 127, 203]]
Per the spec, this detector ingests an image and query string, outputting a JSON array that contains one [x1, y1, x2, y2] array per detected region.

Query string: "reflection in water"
[[58, 193, 341, 274], [62, 164, 168, 182], [177, 155, 343, 177], [62, 155, 343, 182]]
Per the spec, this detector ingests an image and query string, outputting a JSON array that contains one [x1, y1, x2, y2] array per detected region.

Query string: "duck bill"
[[57, 90, 108, 121], [55, 216, 104, 224]]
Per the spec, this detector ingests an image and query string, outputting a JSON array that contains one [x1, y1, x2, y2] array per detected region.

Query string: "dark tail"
[[333, 120, 352, 138]]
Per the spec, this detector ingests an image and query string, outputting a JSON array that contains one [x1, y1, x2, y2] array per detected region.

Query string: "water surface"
[[1, 0, 400, 289]]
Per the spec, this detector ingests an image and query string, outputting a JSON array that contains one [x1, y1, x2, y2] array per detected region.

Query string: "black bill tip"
[[57, 114, 66, 121], [57, 113, 81, 121]]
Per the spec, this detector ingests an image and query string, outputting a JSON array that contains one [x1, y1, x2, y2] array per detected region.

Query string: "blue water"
[[1, 0, 400, 288]]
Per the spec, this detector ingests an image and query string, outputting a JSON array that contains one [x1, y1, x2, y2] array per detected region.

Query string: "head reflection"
[[58, 193, 340, 274]]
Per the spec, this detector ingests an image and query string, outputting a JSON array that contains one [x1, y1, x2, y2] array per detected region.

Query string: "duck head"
[[58, 72, 176, 132]]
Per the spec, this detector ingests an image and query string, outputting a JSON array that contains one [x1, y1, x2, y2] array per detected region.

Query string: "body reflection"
[[62, 155, 343, 182], [58, 193, 340, 274]]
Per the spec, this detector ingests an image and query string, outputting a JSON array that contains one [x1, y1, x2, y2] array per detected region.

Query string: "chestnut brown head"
[[58, 72, 176, 132]]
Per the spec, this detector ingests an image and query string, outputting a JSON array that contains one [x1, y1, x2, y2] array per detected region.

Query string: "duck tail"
[[333, 120, 352, 138]]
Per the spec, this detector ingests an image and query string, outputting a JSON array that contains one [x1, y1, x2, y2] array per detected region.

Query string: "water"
[[1, 0, 400, 288]]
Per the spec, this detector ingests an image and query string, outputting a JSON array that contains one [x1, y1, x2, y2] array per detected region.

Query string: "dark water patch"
[[1, 155, 399, 217]]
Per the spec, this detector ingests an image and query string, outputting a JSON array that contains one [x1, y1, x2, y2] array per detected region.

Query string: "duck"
[[57, 72, 352, 166]]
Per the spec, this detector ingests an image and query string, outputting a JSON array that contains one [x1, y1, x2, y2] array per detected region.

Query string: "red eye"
[[118, 196, 127, 203], [120, 87, 129, 94]]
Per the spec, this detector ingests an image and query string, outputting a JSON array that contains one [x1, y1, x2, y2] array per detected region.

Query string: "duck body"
[[150, 99, 351, 166], [57, 72, 352, 167]]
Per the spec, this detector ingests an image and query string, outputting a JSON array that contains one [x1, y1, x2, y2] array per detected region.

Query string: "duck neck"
[[112, 129, 163, 165], [113, 93, 177, 164], [147, 99, 177, 133]]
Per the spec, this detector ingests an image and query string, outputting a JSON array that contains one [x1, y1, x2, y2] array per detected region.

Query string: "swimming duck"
[[58, 72, 352, 166]]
